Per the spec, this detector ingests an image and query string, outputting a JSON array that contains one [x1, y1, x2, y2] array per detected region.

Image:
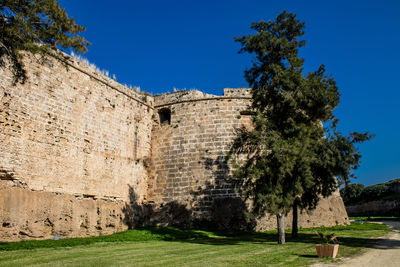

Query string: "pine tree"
[[229, 11, 371, 244], [0, 0, 90, 84]]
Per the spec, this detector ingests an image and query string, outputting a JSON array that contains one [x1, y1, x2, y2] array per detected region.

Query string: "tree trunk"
[[292, 200, 298, 238], [277, 214, 285, 244]]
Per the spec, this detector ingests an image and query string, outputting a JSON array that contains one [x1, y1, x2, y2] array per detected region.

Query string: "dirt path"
[[313, 221, 400, 267]]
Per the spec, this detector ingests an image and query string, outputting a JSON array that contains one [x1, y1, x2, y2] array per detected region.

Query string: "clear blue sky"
[[58, 0, 400, 186]]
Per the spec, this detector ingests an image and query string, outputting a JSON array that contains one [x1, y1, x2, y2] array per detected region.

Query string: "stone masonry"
[[0, 54, 349, 241], [149, 89, 348, 230]]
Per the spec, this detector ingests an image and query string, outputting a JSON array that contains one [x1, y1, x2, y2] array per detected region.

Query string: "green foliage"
[[361, 184, 389, 201], [340, 183, 364, 204], [386, 178, 400, 186], [0, 0, 90, 83], [316, 231, 338, 245], [349, 216, 400, 221], [228, 11, 372, 231], [342, 181, 400, 204]]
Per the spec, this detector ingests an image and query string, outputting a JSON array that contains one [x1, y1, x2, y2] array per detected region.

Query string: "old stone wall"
[[256, 190, 349, 230], [0, 54, 153, 241], [149, 89, 252, 215], [0, 53, 349, 241], [0, 187, 129, 241], [149, 89, 349, 229], [345, 199, 400, 217]]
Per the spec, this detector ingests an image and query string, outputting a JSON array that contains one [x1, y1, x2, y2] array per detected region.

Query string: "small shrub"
[[317, 232, 338, 245]]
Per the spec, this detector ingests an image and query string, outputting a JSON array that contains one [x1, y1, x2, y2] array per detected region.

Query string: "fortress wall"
[[0, 55, 153, 240], [256, 190, 349, 231], [149, 91, 249, 218], [0, 187, 128, 241], [0, 53, 349, 240], [149, 89, 252, 219], [345, 199, 400, 217], [150, 89, 349, 228]]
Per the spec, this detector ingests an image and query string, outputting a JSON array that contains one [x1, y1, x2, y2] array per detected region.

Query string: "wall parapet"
[[51, 52, 154, 109], [154, 88, 252, 108]]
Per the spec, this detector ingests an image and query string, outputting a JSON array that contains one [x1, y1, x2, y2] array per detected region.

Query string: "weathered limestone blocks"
[[150, 90, 252, 211], [0, 187, 128, 241], [0, 54, 153, 202], [150, 89, 349, 229], [222, 87, 252, 97], [256, 190, 350, 231], [345, 199, 400, 217], [0, 53, 349, 241], [0, 54, 152, 240]]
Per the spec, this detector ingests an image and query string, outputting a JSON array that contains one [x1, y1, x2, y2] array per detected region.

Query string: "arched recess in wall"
[[158, 108, 171, 125]]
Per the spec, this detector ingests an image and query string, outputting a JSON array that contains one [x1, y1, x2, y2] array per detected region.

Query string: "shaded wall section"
[[345, 199, 400, 217]]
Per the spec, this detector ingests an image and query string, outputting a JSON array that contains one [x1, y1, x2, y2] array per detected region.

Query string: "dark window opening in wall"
[[240, 110, 256, 116], [158, 108, 171, 125]]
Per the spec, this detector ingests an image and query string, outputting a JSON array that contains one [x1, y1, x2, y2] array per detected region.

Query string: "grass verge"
[[349, 216, 400, 221], [0, 222, 391, 267]]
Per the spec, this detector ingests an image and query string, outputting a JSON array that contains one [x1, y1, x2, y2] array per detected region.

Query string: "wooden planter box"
[[316, 244, 339, 258]]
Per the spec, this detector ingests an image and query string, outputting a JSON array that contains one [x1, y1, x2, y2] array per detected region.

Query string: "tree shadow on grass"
[[336, 236, 400, 250], [119, 170, 400, 249], [125, 229, 299, 245], [1, 226, 398, 251], [139, 227, 400, 251], [121, 185, 400, 248]]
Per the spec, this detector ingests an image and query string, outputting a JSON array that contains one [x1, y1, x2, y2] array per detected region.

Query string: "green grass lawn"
[[349, 216, 400, 222], [0, 222, 391, 267]]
